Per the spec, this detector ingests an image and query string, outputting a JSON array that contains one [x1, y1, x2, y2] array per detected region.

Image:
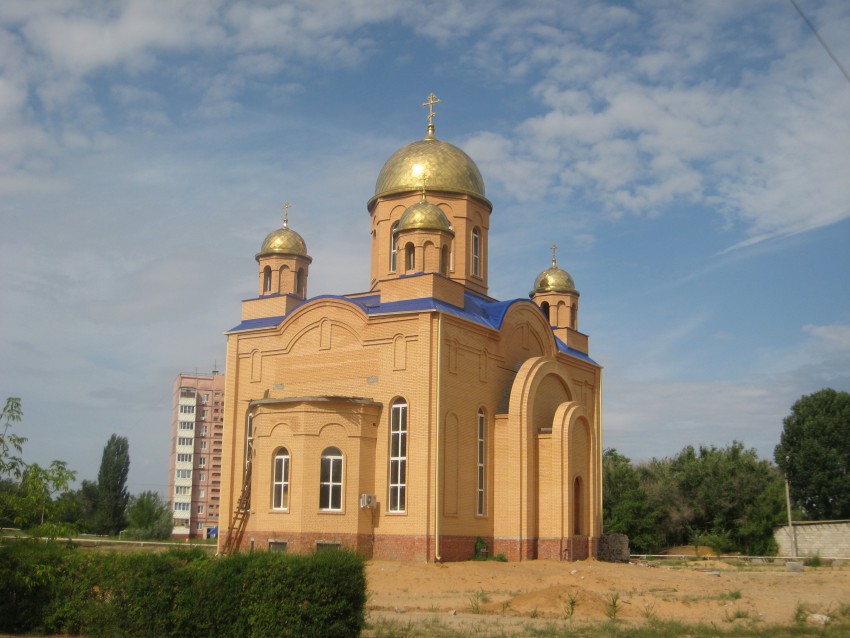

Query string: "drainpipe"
[[435, 313, 443, 562]]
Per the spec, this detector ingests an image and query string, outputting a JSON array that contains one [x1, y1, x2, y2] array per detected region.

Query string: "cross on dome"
[[550, 243, 558, 267], [422, 92, 441, 138], [283, 201, 291, 228]]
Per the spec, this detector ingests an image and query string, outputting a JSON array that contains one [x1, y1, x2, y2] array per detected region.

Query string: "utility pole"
[[784, 455, 798, 558]]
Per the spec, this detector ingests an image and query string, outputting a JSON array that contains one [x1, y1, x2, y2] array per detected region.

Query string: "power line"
[[790, 0, 850, 84]]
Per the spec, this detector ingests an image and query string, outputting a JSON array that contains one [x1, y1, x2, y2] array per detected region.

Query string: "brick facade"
[[217, 114, 603, 562]]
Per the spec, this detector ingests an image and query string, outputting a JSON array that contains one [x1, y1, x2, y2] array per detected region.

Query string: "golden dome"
[[256, 224, 310, 261], [370, 133, 486, 207], [532, 262, 577, 295], [397, 198, 454, 234]]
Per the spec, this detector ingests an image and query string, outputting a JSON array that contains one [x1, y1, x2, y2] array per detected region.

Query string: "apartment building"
[[168, 370, 225, 539]]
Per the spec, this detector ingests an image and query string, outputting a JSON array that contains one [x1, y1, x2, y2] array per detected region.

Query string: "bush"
[[0, 541, 366, 637]]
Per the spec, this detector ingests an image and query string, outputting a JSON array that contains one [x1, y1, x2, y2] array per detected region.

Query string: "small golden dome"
[[370, 134, 486, 207], [532, 257, 577, 295], [397, 198, 454, 234], [256, 225, 309, 261]]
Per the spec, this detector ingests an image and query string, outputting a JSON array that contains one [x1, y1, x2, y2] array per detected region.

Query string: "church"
[[217, 96, 603, 561]]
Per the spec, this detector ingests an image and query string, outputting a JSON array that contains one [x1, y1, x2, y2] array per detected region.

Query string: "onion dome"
[[256, 207, 310, 261], [531, 253, 577, 295], [397, 195, 454, 234]]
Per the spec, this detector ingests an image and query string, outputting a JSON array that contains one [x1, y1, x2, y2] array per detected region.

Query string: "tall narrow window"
[[320, 447, 343, 511], [245, 413, 253, 469], [573, 476, 582, 535], [405, 243, 415, 272], [389, 221, 399, 272], [471, 227, 481, 277], [296, 268, 305, 297], [263, 266, 272, 293], [440, 245, 449, 275], [476, 409, 486, 516], [389, 400, 408, 512], [272, 448, 290, 510]]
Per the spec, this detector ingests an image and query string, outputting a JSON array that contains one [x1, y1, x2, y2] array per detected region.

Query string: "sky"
[[1, 0, 848, 497]]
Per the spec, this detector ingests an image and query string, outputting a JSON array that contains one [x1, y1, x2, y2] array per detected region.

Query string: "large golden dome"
[[397, 198, 454, 234], [532, 263, 577, 295], [256, 224, 310, 261], [370, 132, 486, 207]]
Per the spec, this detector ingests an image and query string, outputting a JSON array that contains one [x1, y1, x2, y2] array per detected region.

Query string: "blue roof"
[[227, 289, 597, 364]]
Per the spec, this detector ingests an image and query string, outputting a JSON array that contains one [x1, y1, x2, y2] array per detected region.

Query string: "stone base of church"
[[220, 530, 599, 562]]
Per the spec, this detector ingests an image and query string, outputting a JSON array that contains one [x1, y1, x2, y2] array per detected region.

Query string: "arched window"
[[389, 221, 399, 272], [471, 227, 481, 277], [405, 243, 415, 272], [296, 268, 305, 297], [272, 448, 290, 510], [319, 447, 343, 511], [389, 399, 408, 513], [440, 245, 449, 275], [262, 266, 272, 293], [573, 476, 583, 535], [476, 409, 486, 516], [540, 301, 550, 322]]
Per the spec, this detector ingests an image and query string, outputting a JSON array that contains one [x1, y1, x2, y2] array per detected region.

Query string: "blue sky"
[[1, 0, 848, 496]]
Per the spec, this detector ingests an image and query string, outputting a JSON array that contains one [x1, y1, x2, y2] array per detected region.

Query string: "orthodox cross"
[[423, 92, 441, 135], [282, 201, 291, 228], [550, 243, 558, 267]]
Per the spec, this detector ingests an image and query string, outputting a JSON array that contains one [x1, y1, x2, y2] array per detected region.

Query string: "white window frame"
[[273, 448, 290, 511], [472, 227, 481, 277], [319, 447, 343, 511], [388, 400, 408, 513], [477, 409, 487, 516]]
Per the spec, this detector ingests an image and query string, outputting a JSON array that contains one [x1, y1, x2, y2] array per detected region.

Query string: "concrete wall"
[[774, 521, 850, 558]]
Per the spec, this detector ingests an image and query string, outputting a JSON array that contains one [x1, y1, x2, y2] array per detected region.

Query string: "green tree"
[[0, 398, 77, 530], [636, 442, 784, 554], [775, 388, 850, 520], [602, 448, 661, 553], [125, 490, 173, 540], [54, 479, 99, 532], [95, 434, 130, 535]]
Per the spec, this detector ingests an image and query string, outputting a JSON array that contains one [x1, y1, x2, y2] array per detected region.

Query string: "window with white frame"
[[477, 409, 487, 516], [389, 221, 399, 272], [388, 400, 408, 512], [471, 227, 481, 277], [179, 421, 193, 431], [272, 448, 290, 510], [175, 486, 190, 495], [178, 437, 192, 446], [174, 502, 190, 512], [319, 447, 343, 511], [177, 453, 192, 463], [198, 457, 206, 468], [176, 469, 191, 479], [199, 473, 206, 482], [180, 405, 195, 414]]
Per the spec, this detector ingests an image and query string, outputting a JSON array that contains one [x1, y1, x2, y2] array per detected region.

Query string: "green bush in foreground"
[[0, 541, 366, 637]]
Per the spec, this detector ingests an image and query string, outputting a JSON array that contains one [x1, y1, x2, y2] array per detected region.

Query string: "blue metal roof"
[[227, 290, 597, 365]]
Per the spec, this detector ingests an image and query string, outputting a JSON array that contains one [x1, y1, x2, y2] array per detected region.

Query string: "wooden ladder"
[[220, 456, 252, 555]]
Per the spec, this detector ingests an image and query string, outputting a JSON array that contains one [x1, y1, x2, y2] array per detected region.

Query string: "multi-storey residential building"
[[168, 371, 225, 539]]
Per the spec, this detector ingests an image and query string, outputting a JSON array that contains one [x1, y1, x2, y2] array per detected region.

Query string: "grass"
[[364, 615, 850, 637]]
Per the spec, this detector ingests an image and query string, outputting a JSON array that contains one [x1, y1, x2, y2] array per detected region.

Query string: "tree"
[[125, 490, 173, 540], [95, 434, 130, 535], [775, 388, 850, 520], [602, 448, 661, 553], [0, 398, 77, 530]]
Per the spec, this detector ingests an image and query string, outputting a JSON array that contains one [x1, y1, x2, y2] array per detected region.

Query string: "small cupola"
[[395, 191, 454, 276], [530, 244, 580, 335], [256, 202, 312, 299]]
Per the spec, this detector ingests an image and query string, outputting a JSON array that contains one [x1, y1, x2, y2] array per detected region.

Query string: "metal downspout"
[[435, 313, 443, 562]]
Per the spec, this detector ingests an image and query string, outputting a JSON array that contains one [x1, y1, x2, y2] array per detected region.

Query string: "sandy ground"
[[365, 556, 850, 633]]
